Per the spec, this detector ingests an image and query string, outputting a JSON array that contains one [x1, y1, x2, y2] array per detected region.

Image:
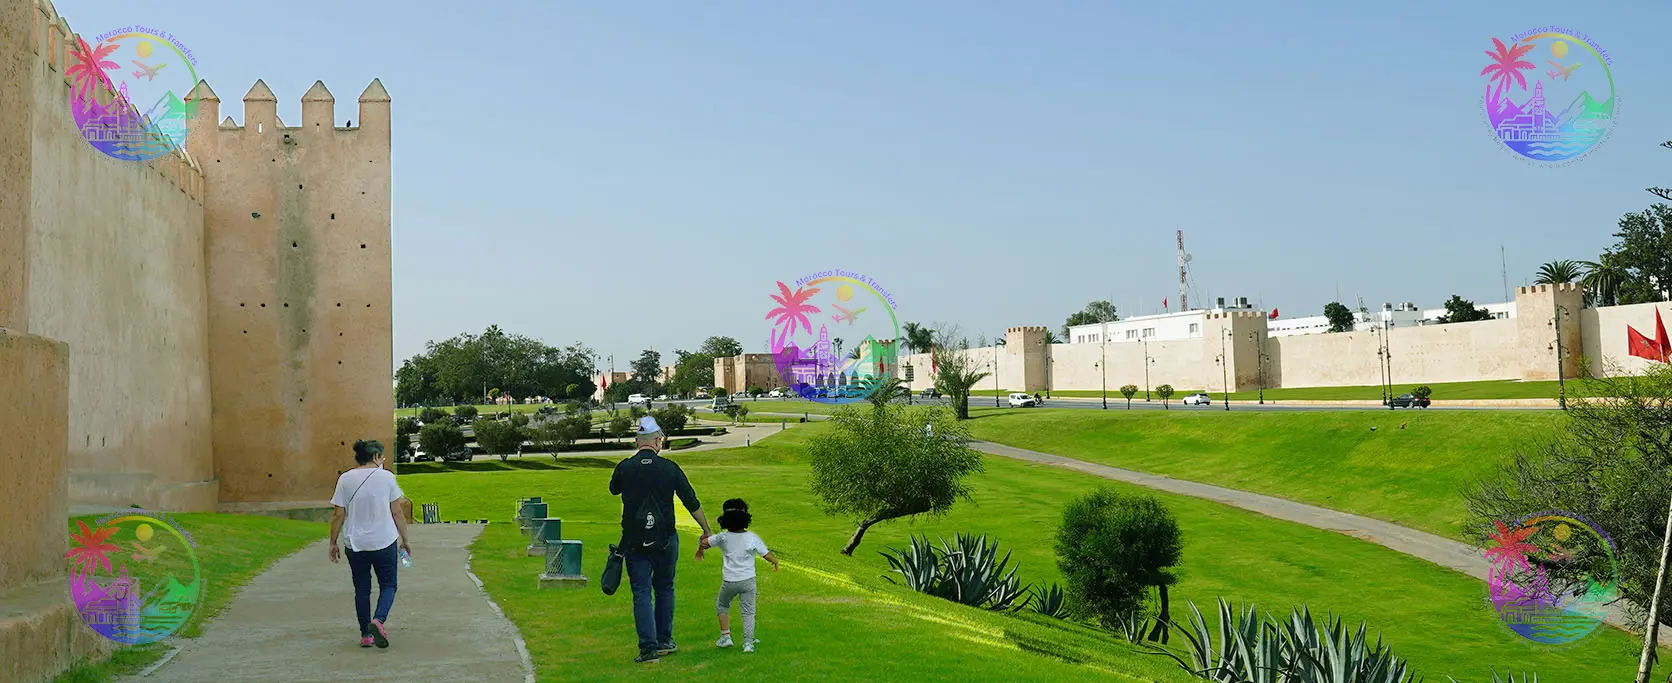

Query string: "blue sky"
[[68, 0, 1672, 369]]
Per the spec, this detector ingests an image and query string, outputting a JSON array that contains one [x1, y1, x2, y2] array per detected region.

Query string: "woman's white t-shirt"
[[331, 467, 404, 552], [708, 531, 769, 582]]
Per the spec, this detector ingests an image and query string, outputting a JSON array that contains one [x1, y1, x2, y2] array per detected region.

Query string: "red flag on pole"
[[1269, 308, 1279, 319], [1627, 309, 1671, 363], [599, 373, 607, 390], [1163, 297, 1168, 312]]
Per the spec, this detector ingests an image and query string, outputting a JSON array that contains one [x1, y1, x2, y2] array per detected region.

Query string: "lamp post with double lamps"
[[1550, 304, 1571, 410], [1141, 336, 1153, 401], [1093, 359, 1107, 409], [1248, 330, 1268, 405], [1219, 328, 1232, 411]]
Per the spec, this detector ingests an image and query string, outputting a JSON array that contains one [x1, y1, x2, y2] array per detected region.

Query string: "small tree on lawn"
[[454, 404, 478, 421], [530, 416, 586, 456], [724, 404, 742, 424], [1155, 384, 1174, 410], [1120, 384, 1139, 410], [867, 376, 912, 410], [748, 386, 764, 399], [417, 422, 466, 461], [607, 414, 632, 442], [474, 418, 524, 462], [489, 388, 501, 400], [737, 405, 749, 423], [1056, 487, 1183, 642], [808, 404, 983, 555], [714, 387, 730, 399], [1412, 385, 1433, 400], [930, 325, 991, 420], [652, 404, 689, 431], [418, 407, 447, 424]]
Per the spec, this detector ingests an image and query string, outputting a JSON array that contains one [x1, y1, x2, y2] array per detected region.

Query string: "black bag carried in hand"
[[601, 543, 625, 595]]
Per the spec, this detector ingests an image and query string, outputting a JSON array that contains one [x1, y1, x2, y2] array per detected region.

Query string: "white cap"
[[637, 416, 663, 436]]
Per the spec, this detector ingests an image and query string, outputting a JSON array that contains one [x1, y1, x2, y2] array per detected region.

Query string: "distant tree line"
[[396, 325, 596, 406]]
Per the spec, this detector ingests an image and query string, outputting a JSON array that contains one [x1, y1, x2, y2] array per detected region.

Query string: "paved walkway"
[[971, 440, 1671, 646], [127, 524, 532, 682]]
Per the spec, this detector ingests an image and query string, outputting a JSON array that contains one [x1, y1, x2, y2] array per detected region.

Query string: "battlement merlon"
[[186, 79, 390, 134]]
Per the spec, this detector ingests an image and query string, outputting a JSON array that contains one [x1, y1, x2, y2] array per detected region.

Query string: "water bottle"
[[400, 548, 412, 568]]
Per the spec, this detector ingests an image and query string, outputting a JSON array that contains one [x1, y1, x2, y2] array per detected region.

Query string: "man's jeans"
[[625, 533, 678, 653], [346, 541, 399, 635]]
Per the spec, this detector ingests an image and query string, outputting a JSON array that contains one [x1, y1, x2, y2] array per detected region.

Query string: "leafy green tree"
[[699, 336, 744, 358], [454, 404, 478, 420], [395, 433, 412, 460], [1056, 488, 1183, 640], [1603, 204, 1672, 303], [1437, 295, 1494, 324], [606, 414, 632, 440], [808, 404, 983, 555], [474, 418, 525, 462], [418, 422, 467, 461], [1155, 384, 1174, 410], [748, 386, 764, 398], [418, 407, 447, 424], [1323, 302, 1355, 333], [651, 404, 689, 431], [930, 327, 991, 420], [565, 383, 580, 400], [509, 412, 530, 429], [395, 417, 419, 437], [1120, 384, 1139, 410], [603, 382, 631, 404], [669, 350, 716, 397], [1535, 260, 1583, 284], [629, 349, 663, 395], [1465, 363, 1672, 638], [1061, 300, 1120, 341], [713, 387, 730, 399], [1582, 253, 1631, 307], [530, 417, 582, 455], [1412, 385, 1433, 400], [394, 326, 597, 406]]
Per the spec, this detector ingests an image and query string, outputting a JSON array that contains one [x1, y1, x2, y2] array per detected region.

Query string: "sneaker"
[[359, 636, 374, 648], [743, 641, 755, 654], [370, 619, 389, 649], [716, 633, 734, 648], [656, 641, 678, 655], [634, 650, 660, 664]]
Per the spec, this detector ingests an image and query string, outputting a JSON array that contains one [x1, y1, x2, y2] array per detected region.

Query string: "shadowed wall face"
[[189, 79, 393, 505]]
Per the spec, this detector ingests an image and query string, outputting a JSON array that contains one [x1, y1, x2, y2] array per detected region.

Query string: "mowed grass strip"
[[57, 514, 326, 682], [972, 378, 1576, 401], [964, 408, 1560, 539], [399, 426, 1664, 682]]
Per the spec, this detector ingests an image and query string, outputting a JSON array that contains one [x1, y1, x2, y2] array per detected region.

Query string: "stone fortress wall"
[[0, 0, 391, 679]]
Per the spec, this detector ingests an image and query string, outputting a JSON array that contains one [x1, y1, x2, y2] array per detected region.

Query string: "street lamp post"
[[1141, 337, 1152, 401], [1100, 321, 1109, 409], [1248, 331, 1267, 405], [1373, 328, 1388, 406], [1550, 304, 1570, 410], [1384, 317, 1395, 411], [1220, 328, 1231, 411]]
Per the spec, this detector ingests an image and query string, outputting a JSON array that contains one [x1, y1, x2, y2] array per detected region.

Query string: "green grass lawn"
[[963, 408, 1562, 540], [973, 378, 1581, 401], [398, 424, 1663, 682], [56, 513, 326, 682]]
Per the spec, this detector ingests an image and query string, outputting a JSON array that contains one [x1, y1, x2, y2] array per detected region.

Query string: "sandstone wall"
[[187, 80, 393, 506], [21, 0, 215, 511]]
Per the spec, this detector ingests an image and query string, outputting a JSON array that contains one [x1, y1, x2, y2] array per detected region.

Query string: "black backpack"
[[623, 456, 671, 551]]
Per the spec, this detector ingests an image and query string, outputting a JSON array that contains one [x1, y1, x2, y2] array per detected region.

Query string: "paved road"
[[970, 440, 1669, 647], [127, 524, 533, 683], [663, 395, 1555, 414]]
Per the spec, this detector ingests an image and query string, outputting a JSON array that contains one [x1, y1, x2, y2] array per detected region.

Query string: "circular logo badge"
[[765, 272, 900, 404], [67, 512, 202, 645], [68, 28, 200, 161], [1484, 511, 1617, 646], [1481, 29, 1615, 165]]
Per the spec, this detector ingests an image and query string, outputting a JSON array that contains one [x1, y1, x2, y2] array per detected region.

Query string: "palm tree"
[[1044, 330, 1062, 345], [1535, 260, 1583, 284], [866, 376, 911, 410], [930, 340, 990, 420], [766, 282, 820, 350], [1581, 255, 1628, 307], [1481, 37, 1536, 97], [901, 322, 934, 358]]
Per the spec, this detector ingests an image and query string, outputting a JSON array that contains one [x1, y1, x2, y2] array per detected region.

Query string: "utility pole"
[[1501, 245, 1511, 305]]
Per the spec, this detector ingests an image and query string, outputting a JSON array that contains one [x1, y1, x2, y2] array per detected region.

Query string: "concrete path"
[[127, 524, 532, 683], [971, 440, 1671, 646]]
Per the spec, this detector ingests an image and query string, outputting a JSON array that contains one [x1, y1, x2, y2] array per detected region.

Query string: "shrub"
[[530, 415, 588, 454], [809, 404, 980, 554], [394, 433, 412, 461], [629, 406, 647, 420], [713, 387, 729, 398], [454, 404, 478, 420], [395, 417, 419, 436], [736, 405, 749, 421], [1119, 384, 1139, 409], [607, 414, 632, 439], [880, 533, 1027, 611], [508, 412, 530, 428], [748, 386, 764, 397], [418, 407, 447, 424], [564, 400, 590, 419], [417, 422, 466, 461], [1055, 488, 1182, 639], [473, 418, 525, 462], [1412, 385, 1433, 400], [724, 404, 741, 422], [652, 404, 689, 431]]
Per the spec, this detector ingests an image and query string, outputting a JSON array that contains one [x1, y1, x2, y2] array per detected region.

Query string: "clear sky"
[[68, 0, 1672, 370]]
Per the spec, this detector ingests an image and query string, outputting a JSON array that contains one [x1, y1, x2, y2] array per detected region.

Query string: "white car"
[[1007, 392, 1039, 408], [768, 388, 786, 398], [626, 394, 650, 407], [1182, 393, 1211, 406]]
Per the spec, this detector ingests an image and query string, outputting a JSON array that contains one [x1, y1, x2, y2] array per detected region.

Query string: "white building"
[[1265, 301, 1516, 338], [1072, 297, 1517, 343]]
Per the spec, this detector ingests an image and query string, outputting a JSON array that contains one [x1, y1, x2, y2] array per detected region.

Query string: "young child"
[[696, 498, 778, 653]]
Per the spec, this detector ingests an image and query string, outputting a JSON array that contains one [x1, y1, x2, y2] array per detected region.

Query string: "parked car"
[[627, 393, 650, 407], [768, 388, 787, 398], [1390, 393, 1431, 408], [656, 394, 669, 401], [1007, 392, 1039, 408], [694, 388, 711, 399], [920, 387, 940, 398], [1182, 393, 1212, 406]]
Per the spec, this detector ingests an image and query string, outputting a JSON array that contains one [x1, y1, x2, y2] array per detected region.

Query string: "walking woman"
[[328, 440, 412, 648]]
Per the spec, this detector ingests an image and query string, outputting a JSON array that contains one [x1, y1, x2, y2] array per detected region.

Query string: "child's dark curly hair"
[[718, 498, 751, 532]]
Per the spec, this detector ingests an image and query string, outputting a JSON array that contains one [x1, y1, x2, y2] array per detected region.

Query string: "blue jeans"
[[626, 533, 678, 653], [347, 541, 399, 635]]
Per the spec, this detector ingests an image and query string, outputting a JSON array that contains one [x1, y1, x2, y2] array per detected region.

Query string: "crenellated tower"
[[186, 79, 393, 508]]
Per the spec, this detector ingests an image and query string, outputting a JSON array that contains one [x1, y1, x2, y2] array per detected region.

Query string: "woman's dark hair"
[[353, 439, 384, 465], [718, 498, 751, 532]]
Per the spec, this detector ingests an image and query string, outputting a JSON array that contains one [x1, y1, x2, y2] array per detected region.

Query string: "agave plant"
[[879, 535, 940, 592], [1112, 609, 1154, 644], [1446, 671, 1536, 683], [935, 533, 1027, 610], [1027, 583, 1073, 619], [1149, 598, 1423, 683]]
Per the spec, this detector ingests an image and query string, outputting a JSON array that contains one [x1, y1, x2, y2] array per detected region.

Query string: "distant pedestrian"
[[610, 416, 715, 663], [328, 440, 411, 649], [696, 498, 779, 653]]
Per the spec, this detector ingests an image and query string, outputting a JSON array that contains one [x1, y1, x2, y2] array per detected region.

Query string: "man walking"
[[610, 416, 714, 663]]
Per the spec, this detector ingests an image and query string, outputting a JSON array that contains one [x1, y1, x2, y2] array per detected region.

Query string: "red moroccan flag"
[[1628, 325, 1662, 362], [1269, 308, 1279, 319], [599, 373, 607, 390], [1163, 297, 1169, 311]]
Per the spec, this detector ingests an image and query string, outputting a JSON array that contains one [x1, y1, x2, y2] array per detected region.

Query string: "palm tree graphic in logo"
[[766, 282, 821, 352], [1481, 37, 1536, 101], [67, 37, 120, 114], [66, 520, 120, 576]]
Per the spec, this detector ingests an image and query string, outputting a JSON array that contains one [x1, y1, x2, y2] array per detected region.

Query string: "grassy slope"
[[974, 379, 1576, 401], [399, 426, 1663, 682], [56, 514, 326, 682], [965, 408, 1561, 539]]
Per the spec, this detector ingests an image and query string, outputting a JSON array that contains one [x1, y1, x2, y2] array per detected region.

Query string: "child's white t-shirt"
[[709, 530, 769, 582]]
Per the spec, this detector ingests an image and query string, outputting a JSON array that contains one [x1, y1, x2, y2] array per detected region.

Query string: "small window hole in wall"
[[101, 437, 105, 447], [292, 241, 298, 248], [260, 303, 266, 308], [336, 303, 342, 307], [267, 473, 272, 478], [257, 123, 263, 133], [298, 184, 303, 190], [330, 213, 336, 220], [360, 244, 366, 249]]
